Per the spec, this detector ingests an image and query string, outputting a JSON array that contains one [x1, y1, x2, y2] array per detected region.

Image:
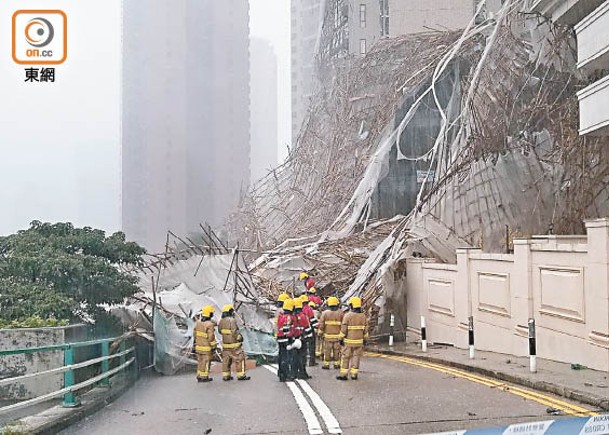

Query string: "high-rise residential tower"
[[122, 0, 250, 251], [250, 38, 279, 184], [290, 0, 325, 146]]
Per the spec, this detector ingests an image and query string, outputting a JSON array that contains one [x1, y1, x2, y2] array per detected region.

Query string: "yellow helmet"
[[277, 293, 289, 303], [327, 296, 340, 307], [308, 287, 317, 294], [293, 298, 304, 309], [222, 304, 234, 313], [349, 297, 362, 309], [300, 294, 309, 303], [309, 301, 317, 308], [282, 298, 294, 311], [201, 305, 214, 317], [299, 272, 309, 281]]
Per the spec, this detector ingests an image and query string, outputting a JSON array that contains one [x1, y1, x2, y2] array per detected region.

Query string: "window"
[[359, 38, 366, 55], [360, 4, 366, 28], [380, 0, 389, 36]]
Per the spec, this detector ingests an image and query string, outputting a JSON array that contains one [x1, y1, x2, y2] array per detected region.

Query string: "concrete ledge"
[[2, 372, 136, 434], [369, 346, 609, 411]]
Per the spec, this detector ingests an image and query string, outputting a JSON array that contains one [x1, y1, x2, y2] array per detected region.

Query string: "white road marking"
[[286, 381, 324, 435], [263, 365, 278, 375], [297, 380, 342, 434], [263, 365, 323, 435], [264, 365, 343, 434]]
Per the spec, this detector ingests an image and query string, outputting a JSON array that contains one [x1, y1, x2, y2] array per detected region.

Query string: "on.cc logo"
[[25, 17, 55, 48], [12, 10, 67, 65]]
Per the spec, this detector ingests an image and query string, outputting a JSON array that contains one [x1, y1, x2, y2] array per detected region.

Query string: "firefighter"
[[194, 305, 217, 382], [292, 297, 312, 379], [218, 304, 251, 381], [277, 293, 289, 309], [276, 298, 295, 382], [308, 287, 322, 307], [337, 296, 368, 381], [310, 301, 324, 358], [299, 272, 316, 294], [319, 296, 343, 370], [275, 293, 289, 328], [301, 295, 318, 366]]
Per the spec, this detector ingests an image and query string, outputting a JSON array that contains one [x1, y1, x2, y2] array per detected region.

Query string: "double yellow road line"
[[365, 352, 598, 417]]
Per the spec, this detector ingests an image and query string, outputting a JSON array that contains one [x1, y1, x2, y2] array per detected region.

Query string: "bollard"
[[389, 314, 395, 347], [100, 341, 110, 387], [468, 316, 475, 359], [528, 318, 537, 373], [63, 346, 80, 407], [421, 315, 427, 352]]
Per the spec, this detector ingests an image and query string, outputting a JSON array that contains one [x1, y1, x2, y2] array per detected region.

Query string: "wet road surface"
[[61, 355, 597, 434]]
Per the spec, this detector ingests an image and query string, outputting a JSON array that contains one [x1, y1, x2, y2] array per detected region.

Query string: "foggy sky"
[[249, 0, 291, 163], [0, 1, 122, 236], [0, 0, 290, 236]]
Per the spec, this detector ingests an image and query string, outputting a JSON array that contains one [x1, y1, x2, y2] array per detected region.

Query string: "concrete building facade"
[[291, 0, 479, 143], [250, 38, 279, 184], [122, 0, 250, 252], [529, 0, 609, 136], [291, 0, 325, 145], [388, 0, 474, 36]]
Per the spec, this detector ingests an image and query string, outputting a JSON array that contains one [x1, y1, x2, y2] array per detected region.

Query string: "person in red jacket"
[[291, 297, 312, 379], [299, 272, 316, 293], [300, 295, 318, 366], [308, 287, 322, 306], [276, 298, 295, 382]]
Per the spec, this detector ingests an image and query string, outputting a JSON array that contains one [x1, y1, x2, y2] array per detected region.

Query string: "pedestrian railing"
[[0, 335, 135, 415]]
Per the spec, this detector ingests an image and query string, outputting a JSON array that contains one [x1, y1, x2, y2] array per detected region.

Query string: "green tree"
[[0, 221, 145, 326]]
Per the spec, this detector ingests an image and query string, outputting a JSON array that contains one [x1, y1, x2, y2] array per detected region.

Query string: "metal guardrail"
[[0, 335, 135, 414]]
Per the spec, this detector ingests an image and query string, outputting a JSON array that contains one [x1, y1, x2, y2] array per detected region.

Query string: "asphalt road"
[[60, 354, 597, 435]]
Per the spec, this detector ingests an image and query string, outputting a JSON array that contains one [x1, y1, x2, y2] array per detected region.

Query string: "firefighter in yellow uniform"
[[311, 301, 323, 358], [319, 296, 344, 370], [194, 305, 217, 382], [218, 304, 251, 381], [337, 296, 368, 381]]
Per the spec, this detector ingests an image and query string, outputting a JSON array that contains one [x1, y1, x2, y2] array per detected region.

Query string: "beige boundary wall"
[[406, 218, 609, 371]]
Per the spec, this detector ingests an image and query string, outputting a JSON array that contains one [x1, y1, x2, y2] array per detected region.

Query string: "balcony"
[[529, 0, 605, 26], [574, 1, 609, 73], [577, 74, 609, 135]]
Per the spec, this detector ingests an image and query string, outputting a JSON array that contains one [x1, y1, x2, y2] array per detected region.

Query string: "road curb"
[[368, 347, 609, 411], [6, 372, 137, 434]]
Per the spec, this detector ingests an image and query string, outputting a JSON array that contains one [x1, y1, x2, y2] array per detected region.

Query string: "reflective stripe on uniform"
[[325, 321, 341, 326], [195, 345, 212, 352], [324, 333, 341, 339], [347, 326, 365, 331], [222, 342, 241, 349], [220, 329, 233, 335], [344, 338, 363, 345], [195, 331, 208, 338], [210, 341, 217, 347]]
